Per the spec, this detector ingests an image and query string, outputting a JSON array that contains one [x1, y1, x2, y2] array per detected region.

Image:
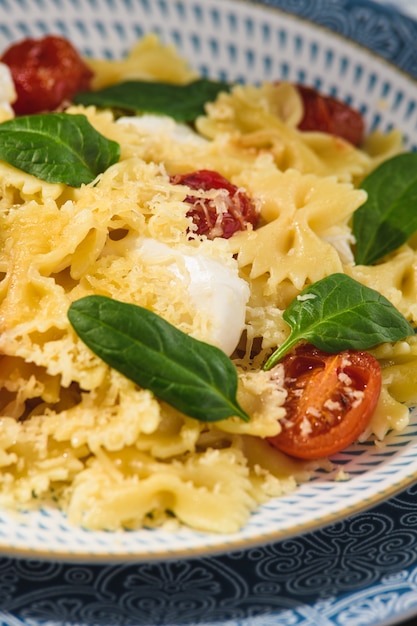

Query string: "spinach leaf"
[[0, 113, 120, 186], [73, 79, 230, 121], [353, 152, 417, 265], [68, 295, 250, 423], [263, 273, 414, 369]]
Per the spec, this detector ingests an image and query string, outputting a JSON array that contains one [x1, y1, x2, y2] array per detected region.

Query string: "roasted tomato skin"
[[1, 35, 93, 115], [296, 84, 365, 146], [170, 169, 259, 239], [267, 343, 382, 460]]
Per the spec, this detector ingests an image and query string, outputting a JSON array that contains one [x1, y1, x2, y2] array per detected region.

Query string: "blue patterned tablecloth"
[[2, 484, 417, 625]]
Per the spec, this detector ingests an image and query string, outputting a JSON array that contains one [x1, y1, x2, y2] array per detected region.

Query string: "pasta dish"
[[0, 34, 416, 534]]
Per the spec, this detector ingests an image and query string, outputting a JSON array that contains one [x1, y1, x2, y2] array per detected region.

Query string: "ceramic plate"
[[1, 0, 417, 563]]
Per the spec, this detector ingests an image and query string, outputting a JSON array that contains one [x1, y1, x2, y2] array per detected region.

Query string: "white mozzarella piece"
[[323, 227, 356, 264], [0, 63, 16, 118], [117, 113, 207, 146], [137, 238, 249, 356]]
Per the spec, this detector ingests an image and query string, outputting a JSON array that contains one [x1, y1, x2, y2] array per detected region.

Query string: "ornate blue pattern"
[[260, 0, 417, 79], [2, 487, 417, 624], [0, 0, 417, 624]]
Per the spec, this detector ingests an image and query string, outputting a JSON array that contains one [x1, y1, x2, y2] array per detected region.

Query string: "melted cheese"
[[0, 62, 15, 121], [136, 237, 250, 355]]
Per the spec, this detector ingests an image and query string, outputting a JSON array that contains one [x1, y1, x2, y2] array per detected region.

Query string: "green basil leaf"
[[263, 273, 414, 369], [353, 152, 417, 265], [68, 295, 250, 423], [0, 113, 120, 186], [73, 79, 230, 121]]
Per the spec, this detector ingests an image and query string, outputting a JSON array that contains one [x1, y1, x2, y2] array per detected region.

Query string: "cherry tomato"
[[296, 84, 365, 146], [170, 169, 259, 239], [1, 35, 93, 115], [267, 343, 382, 460]]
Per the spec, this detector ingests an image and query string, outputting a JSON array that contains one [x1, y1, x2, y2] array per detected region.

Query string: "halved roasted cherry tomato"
[[1, 35, 93, 115], [267, 343, 382, 460], [170, 169, 259, 239], [296, 84, 365, 146]]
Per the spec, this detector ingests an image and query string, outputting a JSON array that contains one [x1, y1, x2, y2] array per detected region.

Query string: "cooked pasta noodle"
[[0, 34, 414, 532]]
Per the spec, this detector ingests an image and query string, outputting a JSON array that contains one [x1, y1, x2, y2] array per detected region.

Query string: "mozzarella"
[[0, 63, 16, 120], [137, 237, 249, 356], [117, 113, 207, 146]]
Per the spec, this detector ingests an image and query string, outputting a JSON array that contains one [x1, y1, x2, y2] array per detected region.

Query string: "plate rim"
[[1, 0, 417, 564]]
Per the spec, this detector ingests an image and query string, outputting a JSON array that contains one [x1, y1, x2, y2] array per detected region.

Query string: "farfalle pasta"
[[0, 34, 415, 533]]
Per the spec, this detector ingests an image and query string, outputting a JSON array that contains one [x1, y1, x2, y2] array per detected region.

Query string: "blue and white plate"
[[1, 1, 417, 624]]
